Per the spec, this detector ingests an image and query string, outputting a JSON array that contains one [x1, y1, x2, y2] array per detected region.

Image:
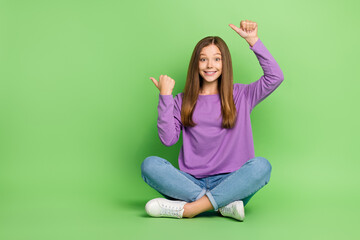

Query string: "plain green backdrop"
[[0, 0, 359, 239]]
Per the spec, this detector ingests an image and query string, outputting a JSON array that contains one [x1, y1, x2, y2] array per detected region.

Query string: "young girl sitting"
[[142, 19, 284, 221]]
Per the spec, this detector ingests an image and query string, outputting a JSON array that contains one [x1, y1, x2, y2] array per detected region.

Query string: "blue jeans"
[[141, 156, 272, 211]]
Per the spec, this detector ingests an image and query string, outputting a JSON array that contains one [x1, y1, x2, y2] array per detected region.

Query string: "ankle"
[[182, 203, 196, 218]]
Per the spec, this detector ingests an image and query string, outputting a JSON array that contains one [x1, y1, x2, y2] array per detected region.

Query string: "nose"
[[207, 60, 214, 68]]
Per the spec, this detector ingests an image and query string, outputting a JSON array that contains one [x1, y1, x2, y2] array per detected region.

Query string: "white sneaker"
[[145, 198, 187, 219], [218, 200, 245, 221]]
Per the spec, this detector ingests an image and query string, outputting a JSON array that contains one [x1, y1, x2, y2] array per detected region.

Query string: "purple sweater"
[[157, 38, 284, 178]]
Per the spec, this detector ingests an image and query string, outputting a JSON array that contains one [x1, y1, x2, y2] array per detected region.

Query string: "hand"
[[150, 75, 175, 95], [229, 20, 259, 46]]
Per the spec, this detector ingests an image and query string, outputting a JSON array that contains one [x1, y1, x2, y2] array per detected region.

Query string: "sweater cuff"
[[159, 93, 173, 99], [158, 93, 174, 105], [249, 38, 262, 51]]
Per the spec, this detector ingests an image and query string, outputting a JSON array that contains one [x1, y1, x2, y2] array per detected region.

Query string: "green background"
[[1, 0, 359, 239]]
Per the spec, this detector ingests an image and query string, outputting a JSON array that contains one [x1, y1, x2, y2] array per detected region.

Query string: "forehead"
[[200, 44, 221, 55]]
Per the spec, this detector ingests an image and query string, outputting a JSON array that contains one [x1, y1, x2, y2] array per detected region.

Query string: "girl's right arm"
[[150, 75, 183, 146]]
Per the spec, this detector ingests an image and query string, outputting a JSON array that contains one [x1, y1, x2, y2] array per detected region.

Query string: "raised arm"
[[150, 75, 183, 146], [230, 20, 284, 110]]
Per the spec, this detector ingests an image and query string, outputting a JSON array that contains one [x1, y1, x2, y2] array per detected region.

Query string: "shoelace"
[[159, 203, 183, 218]]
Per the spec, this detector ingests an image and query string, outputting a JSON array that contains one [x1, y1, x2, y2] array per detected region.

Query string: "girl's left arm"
[[244, 39, 284, 110], [230, 20, 284, 110]]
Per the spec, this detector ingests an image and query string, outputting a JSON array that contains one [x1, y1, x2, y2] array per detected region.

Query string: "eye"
[[200, 58, 206, 62], [216, 58, 221, 61]]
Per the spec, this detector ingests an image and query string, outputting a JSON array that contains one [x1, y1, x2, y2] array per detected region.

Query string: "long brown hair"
[[181, 36, 237, 128]]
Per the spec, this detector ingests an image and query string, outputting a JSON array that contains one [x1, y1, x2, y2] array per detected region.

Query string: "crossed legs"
[[141, 156, 272, 218]]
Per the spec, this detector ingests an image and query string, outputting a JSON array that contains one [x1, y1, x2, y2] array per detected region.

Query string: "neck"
[[199, 80, 219, 95]]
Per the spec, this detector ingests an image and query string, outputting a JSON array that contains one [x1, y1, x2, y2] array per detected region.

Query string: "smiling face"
[[198, 44, 222, 83]]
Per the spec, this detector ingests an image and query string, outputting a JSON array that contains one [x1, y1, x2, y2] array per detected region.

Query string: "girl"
[[142, 20, 284, 221]]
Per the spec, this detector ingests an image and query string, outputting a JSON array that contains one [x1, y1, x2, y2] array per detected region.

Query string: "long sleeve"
[[157, 94, 183, 146], [244, 38, 284, 110]]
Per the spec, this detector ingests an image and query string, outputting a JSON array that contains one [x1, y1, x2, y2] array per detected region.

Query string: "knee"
[[141, 156, 166, 178], [253, 157, 272, 180], [253, 157, 272, 171]]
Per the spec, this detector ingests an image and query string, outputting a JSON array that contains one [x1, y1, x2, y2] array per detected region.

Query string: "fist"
[[229, 20, 258, 39], [150, 75, 175, 95]]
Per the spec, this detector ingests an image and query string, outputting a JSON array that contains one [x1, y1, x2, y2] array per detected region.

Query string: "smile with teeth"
[[204, 71, 217, 76]]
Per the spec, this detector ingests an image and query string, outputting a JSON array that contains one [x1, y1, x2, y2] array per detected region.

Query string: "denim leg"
[[242, 192, 256, 206], [205, 157, 272, 211], [141, 156, 207, 202]]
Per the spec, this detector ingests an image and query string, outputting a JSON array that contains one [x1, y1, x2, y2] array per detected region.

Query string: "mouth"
[[204, 71, 217, 76]]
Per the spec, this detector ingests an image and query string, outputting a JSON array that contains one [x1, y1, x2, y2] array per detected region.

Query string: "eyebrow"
[[200, 53, 221, 56]]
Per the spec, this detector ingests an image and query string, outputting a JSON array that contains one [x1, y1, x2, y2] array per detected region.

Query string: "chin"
[[203, 78, 218, 83]]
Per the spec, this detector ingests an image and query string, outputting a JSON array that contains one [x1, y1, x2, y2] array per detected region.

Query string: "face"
[[199, 44, 222, 83]]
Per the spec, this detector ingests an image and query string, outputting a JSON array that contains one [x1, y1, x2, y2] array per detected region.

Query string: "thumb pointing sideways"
[[229, 24, 241, 33], [150, 77, 159, 88]]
